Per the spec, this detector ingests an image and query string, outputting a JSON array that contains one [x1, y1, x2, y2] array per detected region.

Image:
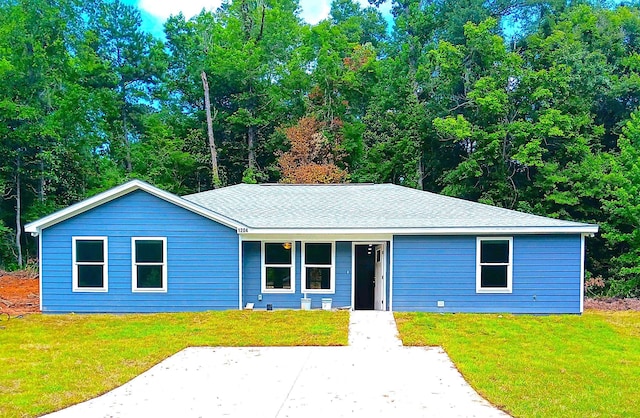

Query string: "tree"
[[129, 112, 199, 194], [88, 0, 166, 173], [601, 112, 640, 296], [278, 116, 348, 183], [0, 0, 77, 266], [164, 1, 305, 185]]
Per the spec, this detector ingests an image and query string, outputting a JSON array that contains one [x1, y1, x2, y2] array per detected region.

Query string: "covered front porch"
[[239, 235, 392, 311]]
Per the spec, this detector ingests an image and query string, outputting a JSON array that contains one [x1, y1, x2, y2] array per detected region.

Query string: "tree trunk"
[[123, 115, 132, 173], [39, 157, 44, 203], [247, 124, 256, 170], [201, 70, 221, 188], [15, 155, 23, 267], [121, 82, 132, 173], [417, 155, 425, 191]]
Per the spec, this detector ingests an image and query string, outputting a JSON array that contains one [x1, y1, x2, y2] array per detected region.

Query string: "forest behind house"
[[1, 0, 639, 297]]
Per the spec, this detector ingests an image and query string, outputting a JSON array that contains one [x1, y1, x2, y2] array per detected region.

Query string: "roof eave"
[[239, 225, 599, 236], [24, 180, 244, 235]]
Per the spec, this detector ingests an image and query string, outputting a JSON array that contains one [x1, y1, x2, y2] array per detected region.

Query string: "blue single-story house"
[[25, 180, 598, 314]]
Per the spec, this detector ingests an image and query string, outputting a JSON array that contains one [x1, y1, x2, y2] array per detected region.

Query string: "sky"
[[122, 0, 392, 38]]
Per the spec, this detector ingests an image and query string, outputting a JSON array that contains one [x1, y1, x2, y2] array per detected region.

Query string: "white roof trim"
[[240, 233, 394, 241], [24, 180, 245, 235], [238, 225, 599, 236]]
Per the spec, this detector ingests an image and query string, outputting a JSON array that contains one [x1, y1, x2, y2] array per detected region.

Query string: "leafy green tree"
[[330, 0, 388, 47], [88, 0, 167, 173], [601, 112, 640, 296], [130, 112, 199, 194], [165, 1, 304, 185], [0, 0, 79, 266]]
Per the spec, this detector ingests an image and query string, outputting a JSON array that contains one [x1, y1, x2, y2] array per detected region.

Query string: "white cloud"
[[299, 0, 392, 24], [137, 0, 391, 24], [138, 0, 222, 20], [298, 0, 331, 24]]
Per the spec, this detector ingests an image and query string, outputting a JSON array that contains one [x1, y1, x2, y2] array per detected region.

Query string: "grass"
[[0, 310, 349, 418], [395, 310, 640, 418]]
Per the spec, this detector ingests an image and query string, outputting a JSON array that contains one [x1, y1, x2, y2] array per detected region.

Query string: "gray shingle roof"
[[182, 183, 597, 232]]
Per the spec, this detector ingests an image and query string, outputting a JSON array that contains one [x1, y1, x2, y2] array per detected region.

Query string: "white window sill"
[[72, 288, 108, 293], [476, 288, 512, 294], [301, 289, 336, 294], [261, 289, 295, 294]]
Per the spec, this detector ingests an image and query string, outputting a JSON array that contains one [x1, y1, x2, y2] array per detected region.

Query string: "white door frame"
[[351, 241, 387, 311], [374, 244, 385, 310]]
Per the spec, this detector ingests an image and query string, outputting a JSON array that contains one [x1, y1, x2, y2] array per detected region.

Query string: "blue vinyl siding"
[[242, 241, 352, 309], [392, 235, 582, 314], [41, 190, 239, 313]]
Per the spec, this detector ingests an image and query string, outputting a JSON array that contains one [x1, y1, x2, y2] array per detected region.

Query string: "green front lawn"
[[395, 311, 640, 417], [0, 310, 349, 418]]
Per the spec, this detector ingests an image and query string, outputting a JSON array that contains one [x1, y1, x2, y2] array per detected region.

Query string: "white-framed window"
[[262, 241, 295, 293], [132, 237, 167, 292], [302, 242, 335, 294], [72, 236, 108, 292], [476, 237, 513, 293]]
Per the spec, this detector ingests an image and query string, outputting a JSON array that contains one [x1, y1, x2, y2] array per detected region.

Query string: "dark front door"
[[354, 245, 375, 310]]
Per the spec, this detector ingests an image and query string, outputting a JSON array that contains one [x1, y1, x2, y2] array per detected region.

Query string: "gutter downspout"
[[39, 230, 43, 312], [238, 235, 243, 310]]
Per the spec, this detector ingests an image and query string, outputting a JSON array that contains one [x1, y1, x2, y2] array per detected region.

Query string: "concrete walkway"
[[348, 310, 403, 348], [45, 311, 509, 418]]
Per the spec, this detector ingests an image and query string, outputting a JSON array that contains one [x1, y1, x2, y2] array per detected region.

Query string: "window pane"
[[78, 265, 104, 287], [481, 240, 509, 264], [481, 265, 508, 288], [137, 265, 163, 288], [265, 243, 291, 265], [306, 267, 330, 290], [136, 240, 163, 263], [305, 243, 331, 265], [266, 267, 291, 289], [76, 240, 104, 263]]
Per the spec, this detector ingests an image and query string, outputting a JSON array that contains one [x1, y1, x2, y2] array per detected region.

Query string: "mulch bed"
[[0, 270, 40, 316], [584, 297, 640, 311]]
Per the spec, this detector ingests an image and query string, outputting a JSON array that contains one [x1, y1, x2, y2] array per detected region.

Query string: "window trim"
[[476, 236, 513, 294], [261, 241, 296, 294], [301, 241, 336, 294], [72, 236, 108, 292], [132, 237, 168, 293]]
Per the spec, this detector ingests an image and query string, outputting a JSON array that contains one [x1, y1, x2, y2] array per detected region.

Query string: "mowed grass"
[[0, 310, 349, 418], [395, 310, 640, 417]]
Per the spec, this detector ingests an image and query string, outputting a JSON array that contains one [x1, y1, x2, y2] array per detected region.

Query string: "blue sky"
[[122, 0, 392, 38]]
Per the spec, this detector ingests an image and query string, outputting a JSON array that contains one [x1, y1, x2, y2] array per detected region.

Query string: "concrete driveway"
[[45, 312, 509, 418]]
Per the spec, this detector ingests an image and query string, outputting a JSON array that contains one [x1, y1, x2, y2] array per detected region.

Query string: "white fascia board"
[[239, 225, 599, 237], [240, 233, 394, 242], [25, 179, 244, 235]]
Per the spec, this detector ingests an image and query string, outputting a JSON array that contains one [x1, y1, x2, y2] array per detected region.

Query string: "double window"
[[476, 237, 513, 293], [73, 237, 108, 292], [302, 243, 335, 293], [72, 236, 167, 293], [262, 242, 295, 293], [132, 237, 167, 292], [260, 242, 336, 294]]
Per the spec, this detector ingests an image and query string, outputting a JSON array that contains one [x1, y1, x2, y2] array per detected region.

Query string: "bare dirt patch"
[[0, 270, 39, 316], [585, 297, 640, 311]]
